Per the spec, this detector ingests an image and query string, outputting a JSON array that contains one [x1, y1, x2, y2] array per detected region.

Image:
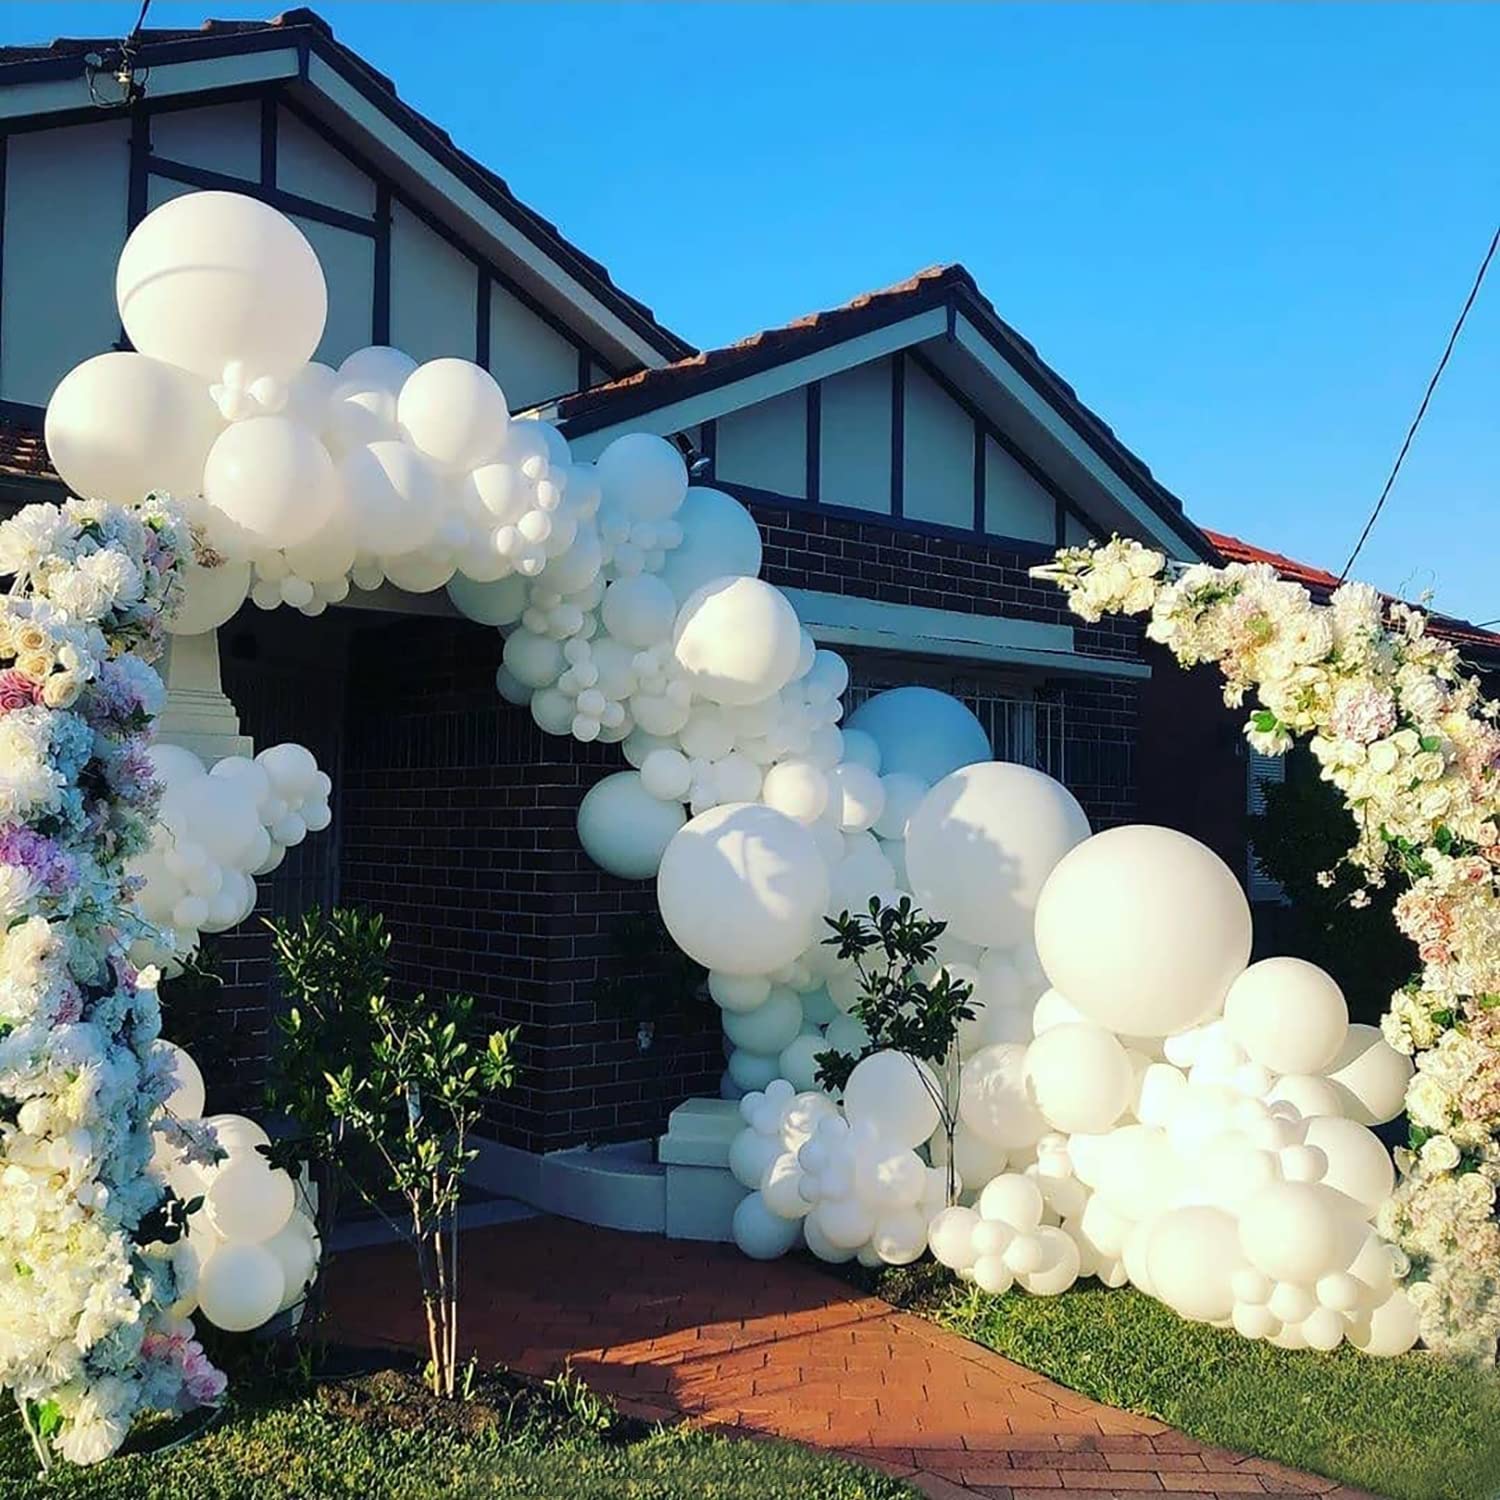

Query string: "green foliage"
[[815, 898, 976, 1094], [1246, 753, 1414, 1025], [930, 1278, 1500, 1500], [816, 898, 976, 1203], [264, 908, 518, 1399], [0, 1368, 913, 1499]]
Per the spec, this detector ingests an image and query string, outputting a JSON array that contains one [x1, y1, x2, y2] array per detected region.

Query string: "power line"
[[1338, 220, 1500, 583]]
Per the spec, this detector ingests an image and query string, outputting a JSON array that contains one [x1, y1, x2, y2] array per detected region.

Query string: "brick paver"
[[326, 1216, 1383, 1500]]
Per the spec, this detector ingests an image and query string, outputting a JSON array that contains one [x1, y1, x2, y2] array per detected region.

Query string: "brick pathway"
[[326, 1216, 1381, 1500]]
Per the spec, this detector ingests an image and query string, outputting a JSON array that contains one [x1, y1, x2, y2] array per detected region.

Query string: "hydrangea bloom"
[[1036, 536, 1500, 1361], [0, 496, 226, 1466]]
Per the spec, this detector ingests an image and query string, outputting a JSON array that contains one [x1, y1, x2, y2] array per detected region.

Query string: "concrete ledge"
[[468, 1135, 667, 1235], [465, 1100, 748, 1242]]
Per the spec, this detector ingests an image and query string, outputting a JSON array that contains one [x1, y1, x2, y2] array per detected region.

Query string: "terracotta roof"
[[0, 10, 692, 364], [1205, 529, 1500, 658], [552, 264, 960, 425]]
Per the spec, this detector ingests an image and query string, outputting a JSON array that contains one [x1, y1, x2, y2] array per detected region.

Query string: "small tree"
[[264, 908, 393, 1259], [263, 908, 516, 1397], [323, 988, 515, 1399], [815, 897, 977, 1205]]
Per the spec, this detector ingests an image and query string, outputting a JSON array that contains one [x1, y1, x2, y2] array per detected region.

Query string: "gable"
[[642, 344, 1102, 552], [0, 14, 691, 411]]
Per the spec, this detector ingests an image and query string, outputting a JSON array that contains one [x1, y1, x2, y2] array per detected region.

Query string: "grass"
[[0, 1358, 913, 1500], [867, 1262, 1500, 1500]]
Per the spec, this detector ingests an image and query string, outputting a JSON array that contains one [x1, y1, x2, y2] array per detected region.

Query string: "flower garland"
[[0, 497, 226, 1466], [1034, 538, 1500, 1362]]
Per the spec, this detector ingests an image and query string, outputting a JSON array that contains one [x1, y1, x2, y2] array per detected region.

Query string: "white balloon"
[[828, 763, 886, 833], [777, 1033, 826, 1092], [844, 687, 991, 784], [203, 1112, 271, 1156], [1302, 1116, 1395, 1218], [339, 441, 443, 558], [872, 773, 928, 841], [672, 577, 802, 707], [575, 772, 687, 880], [1146, 1207, 1242, 1322], [117, 191, 326, 383], [977, 1172, 1044, 1230], [597, 432, 688, 520], [203, 417, 338, 551], [1018, 1225, 1081, 1296], [205, 1157, 296, 1243], [906, 763, 1090, 949], [601, 574, 678, 648], [723, 988, 804, 1054], [1034, 825, 1252, 1037], [1224, 957, 1349, 1075], [761, 759, 830, 824], [1240, 1183, 1360, 1284], [657, 803, 829, 975], [1348, 1287, 1420, 1357], [659, 487, 763, 603], [46, 351, 221, 506], [168, 560, 252, 635], [264, 1216, 320, 1313], [197, 1241, 286, 1332], [397, 358, 508, 470], [1023, 1024, 1133, 1134], [842, 1051, 941, 1151], [1325, 1024, 1414, 1127], [446, 572, 529, 627], [959, 1042, 1047, 1150]]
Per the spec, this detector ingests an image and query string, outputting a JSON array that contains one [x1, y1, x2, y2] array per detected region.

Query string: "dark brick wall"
[[337, 614, 721, 1153]]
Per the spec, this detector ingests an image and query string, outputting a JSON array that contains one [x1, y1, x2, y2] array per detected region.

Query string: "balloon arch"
[[1, 189, 1465, 1466]]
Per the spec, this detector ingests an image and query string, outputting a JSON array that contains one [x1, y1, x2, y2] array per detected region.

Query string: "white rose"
[[1419, 1134, 1462, 1173]]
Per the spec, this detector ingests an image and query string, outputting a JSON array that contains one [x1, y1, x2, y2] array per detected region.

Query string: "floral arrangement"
[[0, 497, 228, 1466], [1035, 537, 1500, 1362]]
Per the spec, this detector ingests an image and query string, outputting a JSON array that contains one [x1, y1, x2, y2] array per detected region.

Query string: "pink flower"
[[0, 669, 42, 712]]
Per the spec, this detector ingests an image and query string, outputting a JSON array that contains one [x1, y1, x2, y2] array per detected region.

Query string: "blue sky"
[[8, 3, 1498, 623]]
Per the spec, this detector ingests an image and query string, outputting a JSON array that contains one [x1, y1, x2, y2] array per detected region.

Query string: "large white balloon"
[[905, 762, 1090, 948], [1023, 1023, 1133, 1134], [397, 358, 508, 470], [657, 803, 829, 975], [1034, 825, 1252, 1037], [672, 577, 803, 706], [576, 772, 687, 881], [1325, 1024, 1414, 1127], [841, 1051, 941, 1151], [45, 351, 221, 505], [1224, 957, 1349, 1075], [659, 487, 763, 604], [196, 1242, 286, 1332], [117, 191, 326, 383], [205, 1157, 296, 1243], [959, 1042, 1047, 1149], [597, 432, 688, 520], [1147, 1207, 1242, 1322], [203, 417, 338, 550], [339, 441, 443, 558], [844, 687, 991, 784]]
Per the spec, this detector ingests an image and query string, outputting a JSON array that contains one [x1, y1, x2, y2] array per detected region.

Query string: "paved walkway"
[[327, 1217, 1380, 1500]]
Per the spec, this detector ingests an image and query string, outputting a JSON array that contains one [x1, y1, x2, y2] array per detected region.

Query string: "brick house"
[[3, 11, 1491, 1221]]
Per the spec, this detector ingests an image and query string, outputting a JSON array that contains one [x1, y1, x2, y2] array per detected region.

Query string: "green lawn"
[[874, 1264, 1500, 1500], [0, 1365, 912, 1500]]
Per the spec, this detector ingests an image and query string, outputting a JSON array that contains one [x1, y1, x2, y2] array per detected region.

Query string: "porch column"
[[155, 630, 253, 764]]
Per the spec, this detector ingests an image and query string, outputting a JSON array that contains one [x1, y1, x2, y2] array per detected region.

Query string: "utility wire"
[[1338, 220, 1500, 582]]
